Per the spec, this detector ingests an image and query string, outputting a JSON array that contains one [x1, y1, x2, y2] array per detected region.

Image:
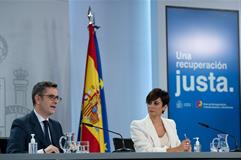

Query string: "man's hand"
[[44, 145, 60, 153]]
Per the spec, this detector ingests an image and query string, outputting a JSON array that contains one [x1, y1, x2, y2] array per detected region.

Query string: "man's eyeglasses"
[[40, 94, 62, 102]]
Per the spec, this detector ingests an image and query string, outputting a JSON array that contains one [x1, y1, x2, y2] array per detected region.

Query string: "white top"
[[159, 133, 170, 148], [130, 115, 181, 152]]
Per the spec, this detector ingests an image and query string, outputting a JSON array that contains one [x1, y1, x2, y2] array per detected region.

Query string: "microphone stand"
[[198, 122, 241, 152], [82, 122, 134, 152]]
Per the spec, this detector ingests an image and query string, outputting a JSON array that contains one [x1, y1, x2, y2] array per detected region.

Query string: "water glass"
[[76, 141, 89, 153], [210, 142, 218, 152]]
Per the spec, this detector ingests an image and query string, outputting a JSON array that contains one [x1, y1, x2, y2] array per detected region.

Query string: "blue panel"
[[166, 6, 240, 151]]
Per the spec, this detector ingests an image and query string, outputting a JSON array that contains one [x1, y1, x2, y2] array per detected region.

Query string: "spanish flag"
[[78, 23, 110, 152]]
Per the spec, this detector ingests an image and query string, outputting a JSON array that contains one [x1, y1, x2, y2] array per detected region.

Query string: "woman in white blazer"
[[130, 88, 191, 152]]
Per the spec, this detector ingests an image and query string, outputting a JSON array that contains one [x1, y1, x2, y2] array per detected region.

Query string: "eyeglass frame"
[[39, 94, 63, 102]]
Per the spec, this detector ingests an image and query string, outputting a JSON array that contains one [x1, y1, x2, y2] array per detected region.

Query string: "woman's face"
[[147, 97, 166, 117]]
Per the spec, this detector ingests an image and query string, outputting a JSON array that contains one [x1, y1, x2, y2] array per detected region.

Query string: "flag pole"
[[88, 6, 94, 25], [88, 6, 100, 29], [80, 6, 109, 152]]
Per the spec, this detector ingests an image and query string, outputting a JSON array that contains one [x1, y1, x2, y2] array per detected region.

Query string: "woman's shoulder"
[[130, 115, 149, 127], [131, 115, 151, 128], [131, 118, 144, 126], [162, 117, 176, 126]]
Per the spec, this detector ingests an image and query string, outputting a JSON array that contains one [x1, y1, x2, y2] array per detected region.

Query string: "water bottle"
[[28, 134, 38, 154], [193, 137, 201, 152]]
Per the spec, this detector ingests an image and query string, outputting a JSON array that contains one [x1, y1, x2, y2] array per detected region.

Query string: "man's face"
[[35, 87, 59, 117]]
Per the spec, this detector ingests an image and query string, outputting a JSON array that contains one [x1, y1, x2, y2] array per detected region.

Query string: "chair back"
[[0, 137, 8, 153], [112, 138, 135, 151]]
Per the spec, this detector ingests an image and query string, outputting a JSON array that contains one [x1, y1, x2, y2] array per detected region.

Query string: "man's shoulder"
[[49, 118, 59, 123], [10, 112, 35, 131], [13, 111, 33, 123], [49, 118, 61, 126], [48, 118, 63, 135]]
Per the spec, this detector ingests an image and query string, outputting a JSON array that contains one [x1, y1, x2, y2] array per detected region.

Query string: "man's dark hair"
[[32, 81, 58, 105], [146, 88, 170, 106]]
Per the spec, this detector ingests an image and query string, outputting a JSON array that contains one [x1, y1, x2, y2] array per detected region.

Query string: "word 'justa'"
[[175, 70, 233, 97]]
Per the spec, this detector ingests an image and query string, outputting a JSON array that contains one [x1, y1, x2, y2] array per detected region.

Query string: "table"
[[0, 152, 240, 160]]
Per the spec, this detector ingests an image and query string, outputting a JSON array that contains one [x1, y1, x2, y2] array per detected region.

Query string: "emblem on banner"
[[196, 100, 203, 108]]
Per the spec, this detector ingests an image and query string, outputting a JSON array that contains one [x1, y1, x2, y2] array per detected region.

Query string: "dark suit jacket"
[[7, 111, 64, 153]]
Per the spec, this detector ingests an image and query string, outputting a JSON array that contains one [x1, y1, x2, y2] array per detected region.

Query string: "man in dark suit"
[[7, 81, 64, 153]]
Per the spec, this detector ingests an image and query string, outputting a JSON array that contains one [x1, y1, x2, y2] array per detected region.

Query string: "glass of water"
[[76, 141, 89, 153]]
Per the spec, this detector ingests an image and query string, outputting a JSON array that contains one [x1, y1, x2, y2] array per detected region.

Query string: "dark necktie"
[[43, 120, 51, 146]]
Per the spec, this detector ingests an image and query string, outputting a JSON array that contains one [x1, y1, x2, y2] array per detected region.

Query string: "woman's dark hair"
[[32, 81, 58, 105], [146, 88, 170, 106]]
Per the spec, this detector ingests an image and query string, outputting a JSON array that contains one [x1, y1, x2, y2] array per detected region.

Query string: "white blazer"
[[130, 115, 181, 152]]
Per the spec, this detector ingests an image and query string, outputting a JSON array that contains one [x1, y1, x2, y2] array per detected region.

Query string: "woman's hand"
[[180, 139, 192, 152], [167, 139, 192, 152]]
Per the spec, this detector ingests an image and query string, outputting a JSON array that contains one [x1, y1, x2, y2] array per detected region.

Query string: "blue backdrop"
[[166, 6, 240, 151]]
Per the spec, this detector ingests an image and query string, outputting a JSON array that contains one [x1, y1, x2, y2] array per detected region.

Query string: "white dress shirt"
[[33, 109, 52, 153]]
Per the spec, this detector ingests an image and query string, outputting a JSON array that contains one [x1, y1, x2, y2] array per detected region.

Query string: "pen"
[[184, 133, 190, 145]]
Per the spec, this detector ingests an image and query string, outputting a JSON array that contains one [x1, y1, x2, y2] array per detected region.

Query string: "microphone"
[[198, 122, 241, 152], [82, 122, 134, 152]]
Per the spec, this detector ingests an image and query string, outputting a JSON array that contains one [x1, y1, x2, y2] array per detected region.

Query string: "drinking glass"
[[76, 141, 89, 153]]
